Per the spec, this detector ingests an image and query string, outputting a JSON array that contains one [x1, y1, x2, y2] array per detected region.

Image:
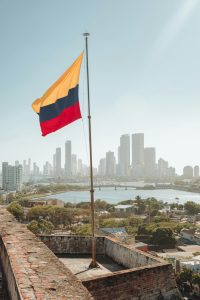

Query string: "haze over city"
[[1, 0, 200, 173]]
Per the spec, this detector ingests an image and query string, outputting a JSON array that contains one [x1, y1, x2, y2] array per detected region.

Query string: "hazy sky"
[[1, 0, 200, 174]]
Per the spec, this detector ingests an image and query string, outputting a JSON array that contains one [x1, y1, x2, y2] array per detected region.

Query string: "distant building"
[[33, 162, 40, 176], [106, 151, 116, 177], [194, 165, 199, 178], [157, 158, 168, 180], [71, 154, 77, 176], [114, 204, 135, 213], [118, 134, 130, 177], [144, 147, 156, 179], [65, 140, 72, 178], [28, 199, 65, 207], [98, 158, 106, 176], [55, 147, 62, 177], [183, 165, 193, 179], [132, 133, 144, 178], [2, 162, 22, 192], [43, 161, 52, 176], [180, 228, 200, 245], [77, 159, 83, 176]]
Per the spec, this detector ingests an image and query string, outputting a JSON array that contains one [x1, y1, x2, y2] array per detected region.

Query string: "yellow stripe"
[[32, 51, 84, 113]]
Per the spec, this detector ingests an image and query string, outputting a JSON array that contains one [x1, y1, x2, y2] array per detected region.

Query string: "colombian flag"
[[32, 52, 83, 136]]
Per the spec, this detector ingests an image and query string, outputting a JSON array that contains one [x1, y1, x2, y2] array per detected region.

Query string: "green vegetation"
[[184, 201, 200, 215], [72, 224, 92, 235], [150, 227, 176, 247], [27, 206, 75, 228], [7, 201, 24, 221], [27, 219, 54, 234]]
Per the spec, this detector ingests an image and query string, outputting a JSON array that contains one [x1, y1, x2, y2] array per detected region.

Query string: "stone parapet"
[[0, 208, 93, 300]]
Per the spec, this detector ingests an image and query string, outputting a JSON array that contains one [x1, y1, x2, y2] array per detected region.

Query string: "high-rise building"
[[77, 159, 83, 176], [118, 134, 130, 177], [15, 160, 19, 166], [2, 162, 22, 192], [55, 147, 62, 177], [98, 158, 106, 176], [144, 147, 156, 179], [43, 161, 52, 176], [106, 151, 116, 177], [194, 165, 199, 178], [132, 133, 144, 178], [28, 158, 31, 175], [183, 166, 193, 179], [33, 163, 40, 176], [71, 154, 77, 176], [157, 158, 168, 180], [65, 140, 72, 177]]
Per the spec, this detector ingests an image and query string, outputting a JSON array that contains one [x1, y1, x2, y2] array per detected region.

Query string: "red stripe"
[[40, 102, 81, 136]]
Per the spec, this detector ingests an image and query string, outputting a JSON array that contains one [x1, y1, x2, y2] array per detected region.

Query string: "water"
[[45, 187, 200, 205]]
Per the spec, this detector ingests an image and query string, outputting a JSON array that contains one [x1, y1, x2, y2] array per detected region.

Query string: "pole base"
[[88, 260, 99, 269]]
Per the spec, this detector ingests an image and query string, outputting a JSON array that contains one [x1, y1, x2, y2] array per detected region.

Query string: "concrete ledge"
[[0, 208, 93, 300]]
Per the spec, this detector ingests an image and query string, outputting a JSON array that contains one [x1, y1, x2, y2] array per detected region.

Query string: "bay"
[[44, 187, 200, 205]]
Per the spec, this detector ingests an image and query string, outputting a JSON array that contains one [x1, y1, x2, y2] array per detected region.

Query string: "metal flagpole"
[[83, 32, 98, 268]]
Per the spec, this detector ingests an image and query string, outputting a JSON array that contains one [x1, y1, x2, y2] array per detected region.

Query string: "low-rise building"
[[114, 204, 135, 213], [180, 228, 200, 245]]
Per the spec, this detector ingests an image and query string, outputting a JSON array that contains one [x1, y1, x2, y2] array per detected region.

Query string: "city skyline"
[[1, 132, 199, 177], [1, 1, 200, 174]]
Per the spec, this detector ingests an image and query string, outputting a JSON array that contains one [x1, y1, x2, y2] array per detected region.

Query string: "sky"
[[0, 0, 200, 174]]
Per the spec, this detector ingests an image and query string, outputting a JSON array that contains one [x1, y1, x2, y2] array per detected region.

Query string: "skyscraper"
[[132, 133, 144, 178], [183, 166, 193, 179], [71, 154, 77, 176], [158, 158, 168, 180], [118, 134, 130, 177], [106, 151, 116, 177], [2, 162, 22, 192], [194, 165, 199, 178], [65, 140, 72, 178], [98, 158, 106, 176], [55, 147, 62, 177], [144, 147, 156, 179]]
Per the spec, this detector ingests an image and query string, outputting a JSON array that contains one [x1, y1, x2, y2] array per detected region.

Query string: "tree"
[[184, 201, 200, 215], [95, 199, 110, 210], [134, 197, 146, 215], [72, 224, 92, 235], [192, 273, 200, 286], [7, 201, 24, 221], [176, 268, 193, 289], [150, 227, 176, 247], [27, 219, 54, 234]]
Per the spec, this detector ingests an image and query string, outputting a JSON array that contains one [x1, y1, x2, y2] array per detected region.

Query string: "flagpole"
[[83, 32, 98, 268]]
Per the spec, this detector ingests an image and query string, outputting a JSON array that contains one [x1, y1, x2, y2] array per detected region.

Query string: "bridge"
[[94, 184, 137, 190]]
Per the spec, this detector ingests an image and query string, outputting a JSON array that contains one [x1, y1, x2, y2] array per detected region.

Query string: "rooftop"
[[59, 254, 126, 280]]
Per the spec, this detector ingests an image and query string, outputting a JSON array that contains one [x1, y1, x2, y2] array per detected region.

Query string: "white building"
[[118, 134, 130, 177], [55, 147, 62, 177], [144, 147, 156, 179], [65, 140, 72, 178], [2, 162, 22, 192], [98, 158, 106, 176], [132, 133, 144, 178], [106, 151, 116, 177]]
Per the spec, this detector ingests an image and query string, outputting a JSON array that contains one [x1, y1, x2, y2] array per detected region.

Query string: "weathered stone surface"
[[0, 208, 93, 300], [39, 235, 183, 299]]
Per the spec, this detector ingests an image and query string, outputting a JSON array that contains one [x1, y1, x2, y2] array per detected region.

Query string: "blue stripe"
[[39, 85, 79, 122]]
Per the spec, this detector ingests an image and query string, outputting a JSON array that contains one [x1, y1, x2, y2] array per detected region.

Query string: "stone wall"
[[39, 235, 182, 299], [83, 264, 182, 300], [104, 237, 159, 268], [0, 209, 93, 300], [40, 235, 105, 254]]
